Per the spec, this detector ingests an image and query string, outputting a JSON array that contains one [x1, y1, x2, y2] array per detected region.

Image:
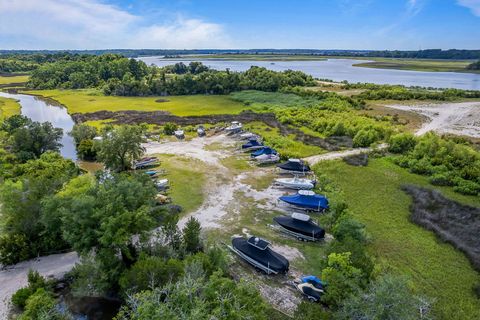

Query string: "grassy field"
[[318, 158, 480, 320], [0, 75, 30, 85], [0, 96, 21, 120], [353, 58, 477, 73], [24, 89, 249, 116], [151, 154, 206, 215]]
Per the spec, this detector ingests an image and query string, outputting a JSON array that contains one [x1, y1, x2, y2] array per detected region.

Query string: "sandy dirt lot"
[[386, 101, 480, 138], [0, 252, 79, 319]]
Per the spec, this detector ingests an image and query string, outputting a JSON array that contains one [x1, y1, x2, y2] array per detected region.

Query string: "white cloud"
[[0, 0, 230, 49], [457, 0, 480, 16]]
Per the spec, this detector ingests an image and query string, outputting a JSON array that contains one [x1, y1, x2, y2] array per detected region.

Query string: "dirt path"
[[303, 143, 388, 166], [0, 252, 79, 319], [386, 101, 480, 138]]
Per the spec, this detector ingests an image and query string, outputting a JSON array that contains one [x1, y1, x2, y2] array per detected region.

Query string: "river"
[[139, 57, 480, 90], [0, 92, 77, 160]]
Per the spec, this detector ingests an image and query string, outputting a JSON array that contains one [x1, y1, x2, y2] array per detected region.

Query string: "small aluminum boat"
[[174, 129, 185, 139], [225, 121, 243, 133], [255, 153, 280, 164]]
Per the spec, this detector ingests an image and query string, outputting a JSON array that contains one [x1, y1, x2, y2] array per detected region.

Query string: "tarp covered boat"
[[273, 212, 325, 241], [197, 126, 206, 137], [230, 236, 289, 274], [133, 157, 159, 169], [251, 147, 277, 158], [274, 176, 315, 190], [279, 190, 329, 212], [296, 275, 325, 302], [242, 139, 264, 151], [277, 159, 311, 174]]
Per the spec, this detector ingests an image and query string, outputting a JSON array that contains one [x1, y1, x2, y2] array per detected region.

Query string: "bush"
[[453, 178, 480, 195], [0, 233, 31, 265], [332, 215, 367, 243], [163, 123, 177, 135], [353, 129, 379, 147], [388, 133, 416, 153], [77, 139, 96, 160], [11, 270, 50, 309], [18, 288, 67, 320], [327, 237, 374, 281], [182, 217, 202, 254]]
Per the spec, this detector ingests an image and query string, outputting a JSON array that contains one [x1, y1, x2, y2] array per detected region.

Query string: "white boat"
[[239, 132, 257, 140], [274, 176, 316, 190], [255, 153, 280, 164], [225, 121, 243, 133], [155, 179, 169, 190], [197, 126, 206, 137], [174, 129, 185, 139]]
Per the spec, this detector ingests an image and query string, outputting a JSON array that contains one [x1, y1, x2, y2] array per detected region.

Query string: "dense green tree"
[[467, 60, 480, 70], [10, 121, 63, 161], [0, 152, 78, 264], [182, 217, 202, 254], [95, 125, 146, 172], [336, 274, 433, 320], [388, 132, 417, 153], [321, 252, 363, 308], [1, 114, 31, 134], [69, 124, 97, 146]]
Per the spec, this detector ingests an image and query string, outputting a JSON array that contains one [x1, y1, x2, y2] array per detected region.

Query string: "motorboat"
[[277, 159, 311, 175], [241, 139, 264, 151], [279, 190, 329, 212], [239, 132, 258, 140], [174, 129, 185, 139], [145, 170, 159, 177], [274, 176, 315, 190], [155, 178, 169, 190], [197, 126, 206, 137], [255, 153, 280, 164], [225, 121, 243, 133], [296, 275, 325, 302], [229, 236, 289, 274], [133, 157, 159, 169], [251, 147, 277, 158], [273, 212, 325, 241]]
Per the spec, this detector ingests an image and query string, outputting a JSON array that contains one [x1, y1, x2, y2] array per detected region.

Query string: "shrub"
[[388, 133, 416, 153], [332, 215, 367, 243], [0, 233, 31, 265], [353, 129, 379, 147], [77, 139, 96, 160], [182, 217, 202, 254], [163, 122, 177, 135], [11, 270, 50, 309], [327, 237, 374, 281], [452, 178, 480, 196]]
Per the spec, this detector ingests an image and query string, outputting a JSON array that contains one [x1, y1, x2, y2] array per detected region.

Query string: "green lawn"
[[0, 75, 30, 85], [0, 96, 21, 120], [24, 89, 249, 116], [318, 158, 480, 320], [151, 154, 206, 215]]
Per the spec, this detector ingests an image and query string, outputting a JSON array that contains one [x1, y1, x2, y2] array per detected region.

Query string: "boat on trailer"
[[255, 153, 280, 164], [274, 176, 316, 190], [273, 212, 325, 241], [229, 236, 289, 274], [242, 139, 264, 151], [239, 132, 258, 140], [174, 129, 185, 139], [225, 121, 243, 133], [279, 190, 329, 212], [251, 147, 277, 158], [155, 178, 169, 190], [133, 157, 159, 169], [277, 159, 311, 175], [197, 126, 206, 137]]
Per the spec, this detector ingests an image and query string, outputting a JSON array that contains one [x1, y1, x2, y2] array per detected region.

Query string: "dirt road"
[[0, 252, 78, 319]]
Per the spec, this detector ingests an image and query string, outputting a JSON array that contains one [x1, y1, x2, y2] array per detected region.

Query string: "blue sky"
[[0, 0, 479, 50]]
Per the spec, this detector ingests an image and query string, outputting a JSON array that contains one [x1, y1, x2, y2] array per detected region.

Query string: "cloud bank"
[[0, 0, 231, 49]]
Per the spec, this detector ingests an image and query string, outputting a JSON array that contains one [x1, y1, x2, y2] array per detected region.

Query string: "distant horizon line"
[[1, 48, 480, 52]]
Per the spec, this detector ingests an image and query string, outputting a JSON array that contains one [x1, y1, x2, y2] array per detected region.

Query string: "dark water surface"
[[0, 91, 77, 160], [139, 57, 480, 90]]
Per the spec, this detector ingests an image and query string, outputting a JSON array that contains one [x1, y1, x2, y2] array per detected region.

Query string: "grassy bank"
[[353, 58, 477, 73], [318, 158, 480, 320], [0, 75, 30, 85], [23, 89, 249, 116], [0, 96, 21, 120]]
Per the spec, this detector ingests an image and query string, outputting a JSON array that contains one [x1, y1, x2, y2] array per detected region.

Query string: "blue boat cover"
[[242, 139, 262, 149], [251, 147, 276, 157], [279, 193, 329, 210], [301, 275, 323, 285]]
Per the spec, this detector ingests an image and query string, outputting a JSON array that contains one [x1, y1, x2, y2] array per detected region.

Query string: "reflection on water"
[[0, 91, 77, 160], [139, 57, 480, 90]]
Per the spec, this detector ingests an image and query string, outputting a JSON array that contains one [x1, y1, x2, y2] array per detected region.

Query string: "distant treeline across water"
[[1, 49, 480, 59]]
